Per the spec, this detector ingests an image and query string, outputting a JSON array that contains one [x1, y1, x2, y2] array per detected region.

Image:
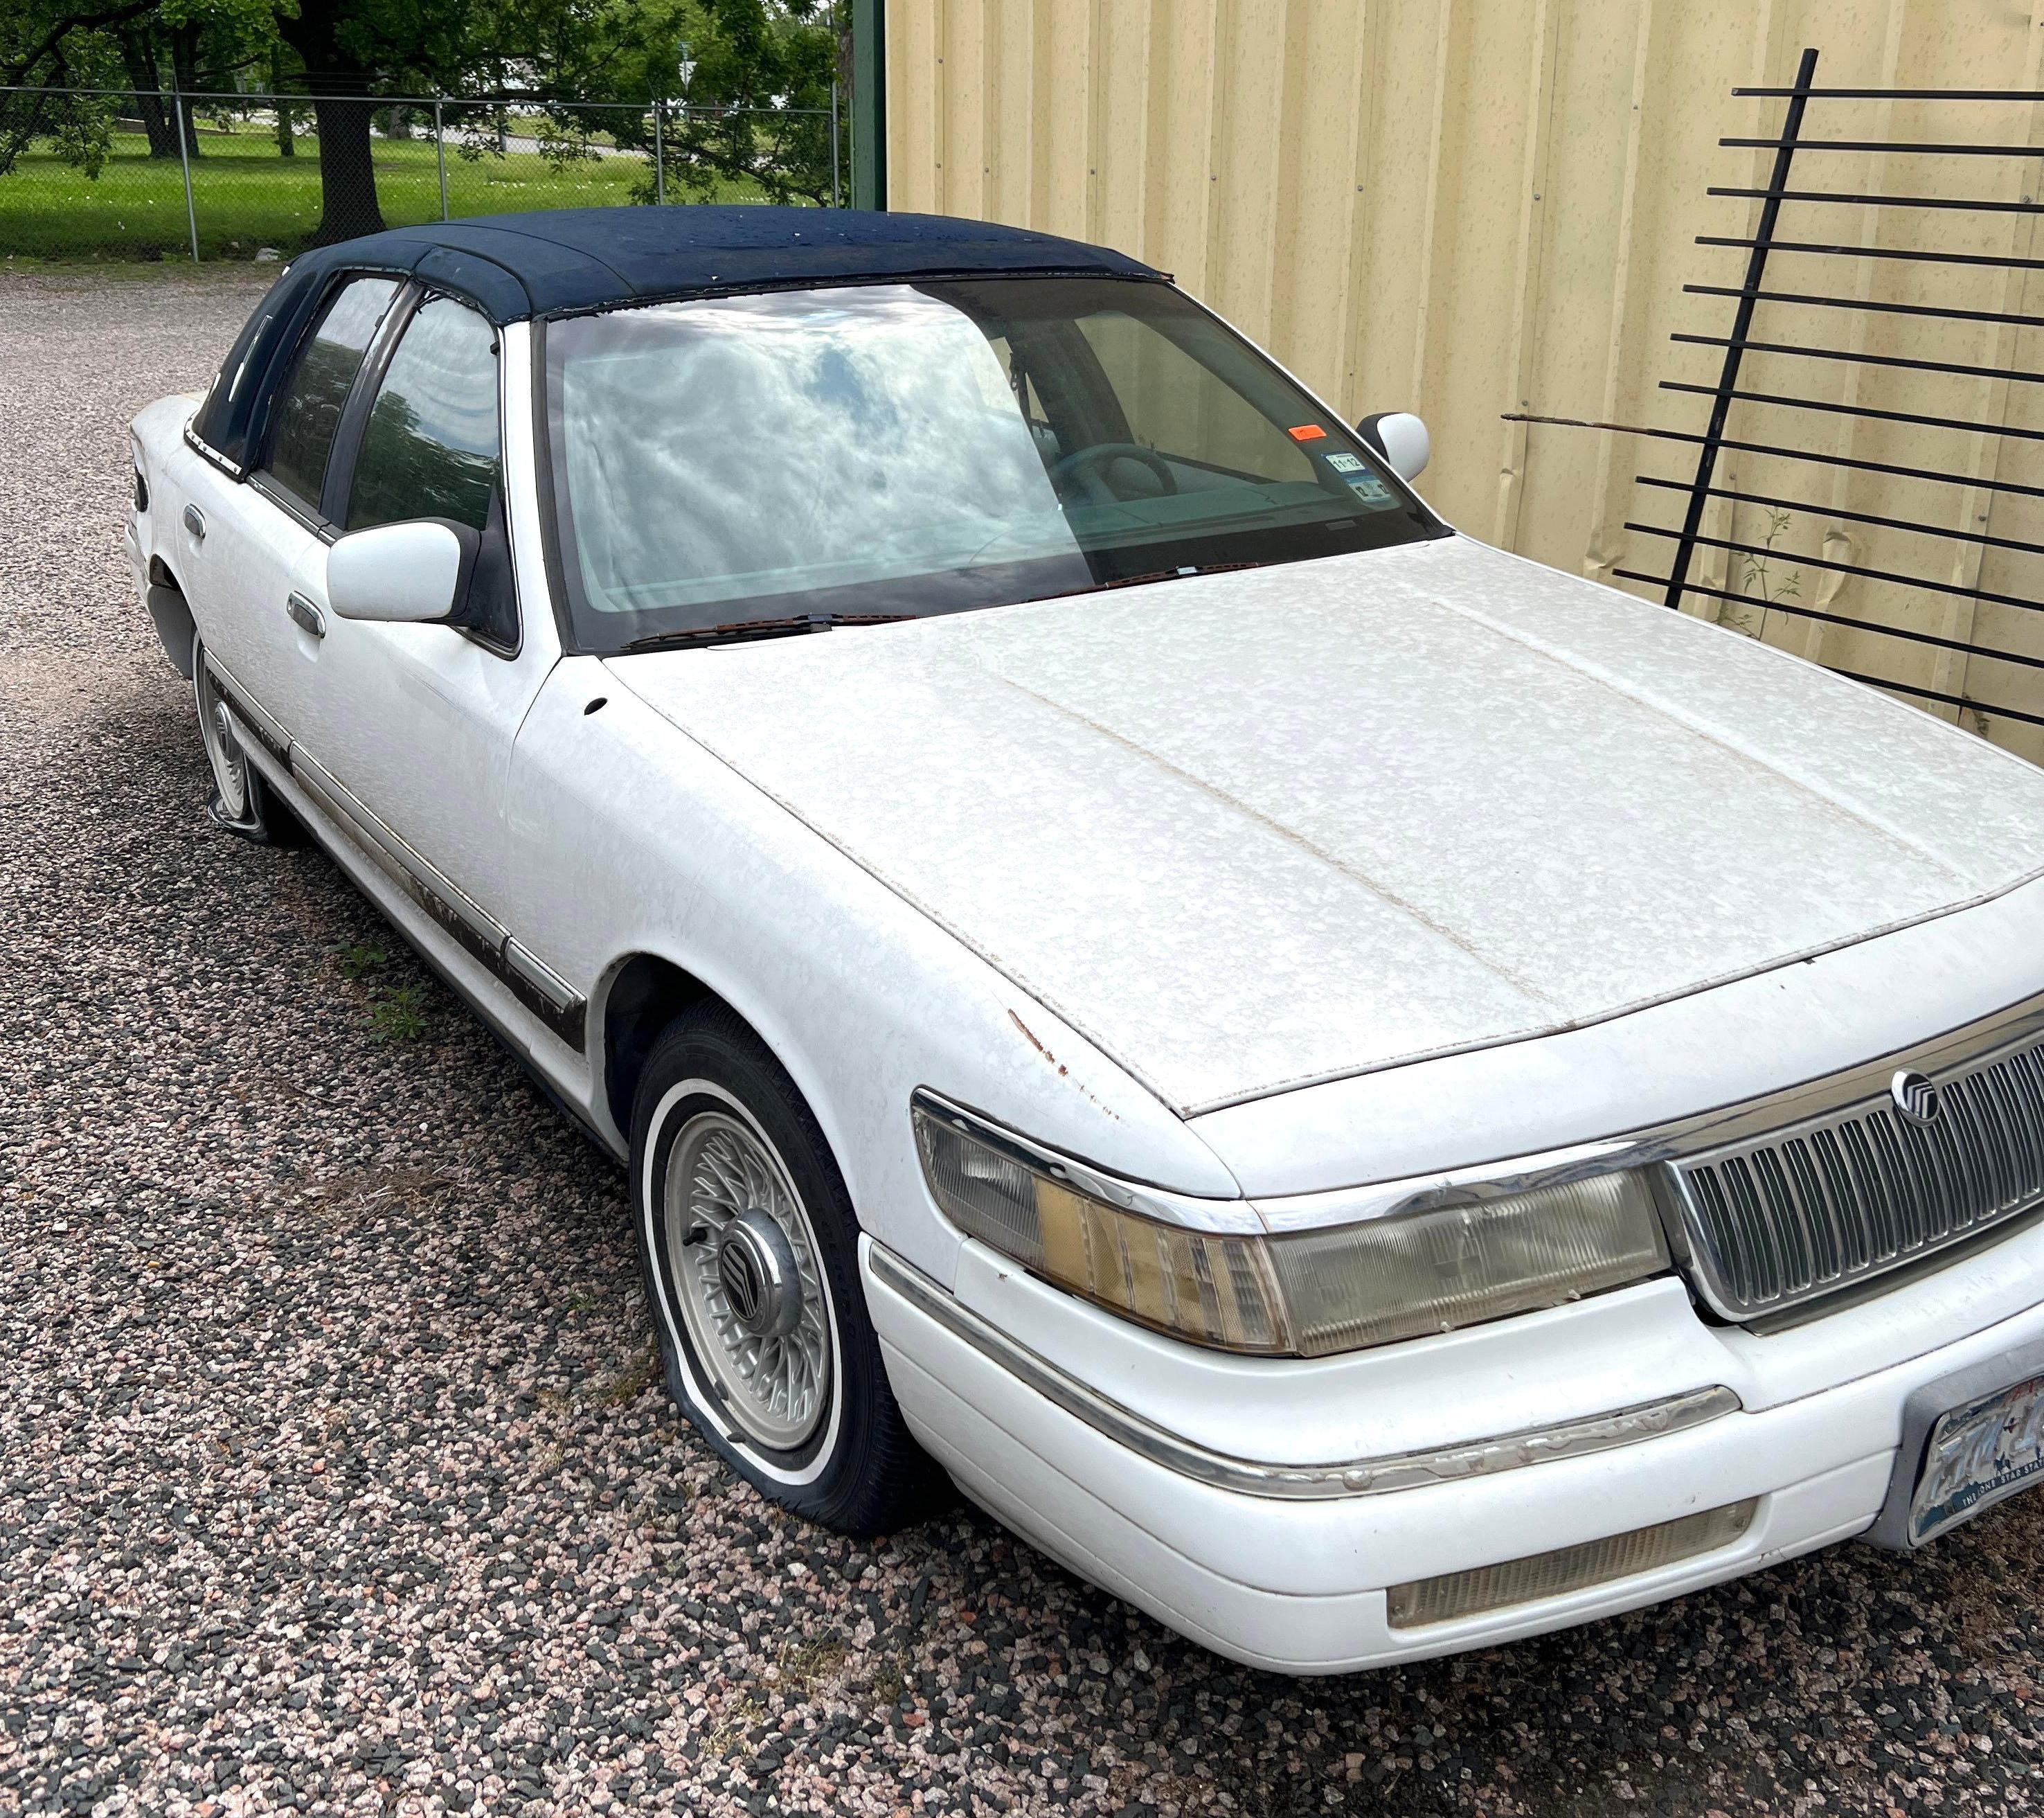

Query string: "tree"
[[0, 0, 281, 175], [2, 0, 523, 242], [663, 0, 844, 207], [1, 0, 155, 89], [268, 0, 703, 244], [0, 1, 159, 179], [443, 0, 697, 195], [269, 0, 392, 242], [1, 0, 852, 249], [114, 0, 281, 160], [114, 25, 179, 156]]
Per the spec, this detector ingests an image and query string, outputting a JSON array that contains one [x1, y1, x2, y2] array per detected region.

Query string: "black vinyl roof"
[[190, 208, 1159, 473], [295, 206, 1158, 321]]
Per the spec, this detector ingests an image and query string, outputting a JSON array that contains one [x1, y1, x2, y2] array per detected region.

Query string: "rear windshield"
[[543, 276, 1440, 650]]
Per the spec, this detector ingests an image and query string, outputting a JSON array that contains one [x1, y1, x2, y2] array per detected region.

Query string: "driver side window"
[[343, 294, 516, 650], [346, 296, 502, 535]]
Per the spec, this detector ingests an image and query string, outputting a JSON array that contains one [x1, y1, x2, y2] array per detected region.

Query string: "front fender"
[[505, 657, 1244, 1288]]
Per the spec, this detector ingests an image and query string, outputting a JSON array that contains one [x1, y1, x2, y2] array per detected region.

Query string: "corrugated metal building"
[[875, 0, 2044, 764]]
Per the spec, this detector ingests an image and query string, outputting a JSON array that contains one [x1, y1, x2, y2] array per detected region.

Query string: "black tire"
[[193, 638, 304, 846], [630, 1003, 945, 1534]]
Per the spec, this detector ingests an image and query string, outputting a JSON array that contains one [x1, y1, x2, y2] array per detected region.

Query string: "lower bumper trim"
[[869, 1243, 1739, 1501], [1387, 1497, 1759, 1628]]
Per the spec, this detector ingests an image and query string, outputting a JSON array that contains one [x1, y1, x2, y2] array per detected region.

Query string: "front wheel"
[[193, 641, 301, 845], [631, 1006, 943, 1534]]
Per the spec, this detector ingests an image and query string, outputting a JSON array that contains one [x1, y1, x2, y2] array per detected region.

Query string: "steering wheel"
[[1049, 440, 1179, 503]]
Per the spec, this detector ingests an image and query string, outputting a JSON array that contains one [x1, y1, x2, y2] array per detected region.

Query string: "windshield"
[[543, 275, 1440, 649]]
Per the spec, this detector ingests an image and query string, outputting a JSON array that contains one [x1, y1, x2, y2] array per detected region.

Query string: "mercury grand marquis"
[[126, 207, 2044, 1673]]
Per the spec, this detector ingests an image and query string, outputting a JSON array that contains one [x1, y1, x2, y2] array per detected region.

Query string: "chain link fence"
[[0, 85, 845, 262]]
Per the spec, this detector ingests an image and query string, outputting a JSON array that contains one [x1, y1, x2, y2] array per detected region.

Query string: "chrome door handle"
[[182, 503, 205, 540], [286, 592, 325, 639]]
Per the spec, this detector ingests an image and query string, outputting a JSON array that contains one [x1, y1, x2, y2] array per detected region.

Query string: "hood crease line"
[[1417, 576, 1978, 889], [980, 664, 1567, 1012]]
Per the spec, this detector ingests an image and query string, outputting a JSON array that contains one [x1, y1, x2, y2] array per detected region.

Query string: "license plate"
[[1908, 1371, 2044, 1547]]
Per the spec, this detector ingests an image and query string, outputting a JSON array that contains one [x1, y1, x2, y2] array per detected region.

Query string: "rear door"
[[195, 274, 403, 734]]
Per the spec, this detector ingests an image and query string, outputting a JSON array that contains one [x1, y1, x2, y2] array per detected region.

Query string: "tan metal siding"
[[887, 0, 2044, 762]]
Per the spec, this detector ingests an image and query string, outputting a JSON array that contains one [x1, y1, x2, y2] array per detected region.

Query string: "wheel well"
[[602, 955, 717, 1136], [145, 556, 197, 681]]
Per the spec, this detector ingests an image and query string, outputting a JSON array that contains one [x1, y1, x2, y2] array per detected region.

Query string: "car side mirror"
[[326, 520, 473, 624], [1356, 411, 1431, 483]]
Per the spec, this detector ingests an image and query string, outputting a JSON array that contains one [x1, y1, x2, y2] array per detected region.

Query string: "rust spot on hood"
[[1008, 1008, 1121, 1119], [1007, 1009, 1068, 1076]]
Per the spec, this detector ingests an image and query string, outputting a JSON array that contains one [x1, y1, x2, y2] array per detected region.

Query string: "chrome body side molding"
[[289, 749, 507, 952], [206, 653, 587, 1051], [868, 1242, 1739, 1501], [503, 938, 581, 1021], [204, 662, 291, 767]]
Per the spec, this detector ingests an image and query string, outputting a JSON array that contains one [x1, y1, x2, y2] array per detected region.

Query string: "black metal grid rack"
[[1531, 48, 2044, 738]]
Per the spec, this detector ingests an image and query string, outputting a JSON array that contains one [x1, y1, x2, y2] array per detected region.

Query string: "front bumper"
[[865, 1231, 2044, 1674]]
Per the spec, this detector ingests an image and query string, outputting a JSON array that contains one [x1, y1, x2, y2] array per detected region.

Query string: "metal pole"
[[831, 79, 841, 208], [171, 89, 199, 262], [851, 0, 885, 210], [1664, 45, 1819, 612], [654, 97, 665, 206], [436, 98, 449, 220]]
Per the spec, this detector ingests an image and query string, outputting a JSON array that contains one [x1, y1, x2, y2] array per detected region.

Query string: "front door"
[[283, 297, 573, 1046]]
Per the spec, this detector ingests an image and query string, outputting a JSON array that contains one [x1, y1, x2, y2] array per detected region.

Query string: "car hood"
[[608, 535, 2044, 1116]]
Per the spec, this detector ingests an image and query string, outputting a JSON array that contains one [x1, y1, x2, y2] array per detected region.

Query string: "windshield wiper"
[[616, 562, 1269, 652], [619, 612, 917, 654], [1100, 560, 1268, 591]]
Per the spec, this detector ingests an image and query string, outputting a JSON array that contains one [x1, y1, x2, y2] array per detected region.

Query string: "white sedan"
[[128, 207, 2044, 1674]]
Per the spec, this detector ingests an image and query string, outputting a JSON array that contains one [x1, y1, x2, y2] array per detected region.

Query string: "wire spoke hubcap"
[[663, 1109, 832, 1450], [195, 663, 250, 821]]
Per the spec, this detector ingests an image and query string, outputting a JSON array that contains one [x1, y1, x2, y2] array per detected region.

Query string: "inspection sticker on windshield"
[[1344, 472, 1395, 504], [1324, 452, 1366, 473]]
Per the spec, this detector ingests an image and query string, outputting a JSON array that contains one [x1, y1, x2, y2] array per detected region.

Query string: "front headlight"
[[1263, 1173, 1671, 1352], [912, 1098, 1669, 1357], [913, 1099, 1289, 1351]]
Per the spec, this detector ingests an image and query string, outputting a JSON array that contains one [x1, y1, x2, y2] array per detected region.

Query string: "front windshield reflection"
[[560, 287, 1088, 618], [545, 275, 1440, 649]]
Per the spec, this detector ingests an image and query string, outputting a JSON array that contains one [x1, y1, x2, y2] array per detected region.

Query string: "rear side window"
[[266, 276, 398, 509], [346, 297, 501, 535]]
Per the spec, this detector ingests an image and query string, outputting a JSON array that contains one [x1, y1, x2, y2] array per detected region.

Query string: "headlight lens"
[[1264, 1173, 1670, 1353], [913, 1100, 1669, 1357], [913, 1105, 1289, 1352]]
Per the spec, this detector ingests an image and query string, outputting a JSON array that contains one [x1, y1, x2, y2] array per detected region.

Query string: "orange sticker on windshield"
[[1287, 424, 1327, 441]]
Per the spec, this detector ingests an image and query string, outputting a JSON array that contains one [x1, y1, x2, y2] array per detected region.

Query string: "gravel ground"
[[5, 264, 2044, 1818]]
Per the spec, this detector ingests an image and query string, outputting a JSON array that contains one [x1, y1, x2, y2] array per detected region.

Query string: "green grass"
[[0, 120, 769, 261]]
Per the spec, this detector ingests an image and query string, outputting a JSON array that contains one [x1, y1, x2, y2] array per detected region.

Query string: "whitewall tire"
[[192, 640, 301, 846], [630, 1005, 943, 1533]]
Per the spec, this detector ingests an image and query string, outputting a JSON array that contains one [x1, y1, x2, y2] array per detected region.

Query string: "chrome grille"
[[1667, 1035, 2044, 1321]]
